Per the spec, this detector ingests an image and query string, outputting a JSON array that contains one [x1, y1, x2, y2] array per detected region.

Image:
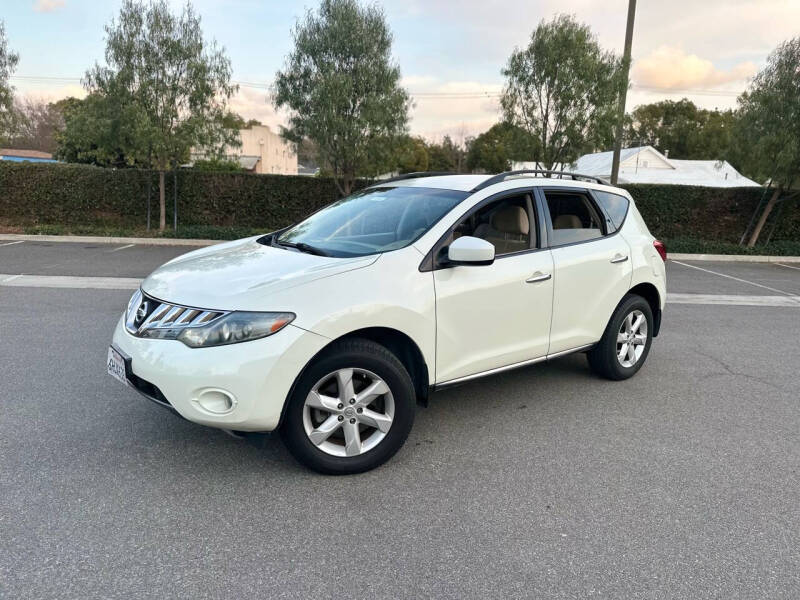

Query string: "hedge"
[[1, 161, 799, 243]]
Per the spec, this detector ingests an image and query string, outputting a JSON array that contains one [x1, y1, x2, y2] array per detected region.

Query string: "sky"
[[3, 0, 799, 141]]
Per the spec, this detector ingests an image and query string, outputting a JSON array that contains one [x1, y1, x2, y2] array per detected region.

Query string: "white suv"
[[108, 171, 667, 474]]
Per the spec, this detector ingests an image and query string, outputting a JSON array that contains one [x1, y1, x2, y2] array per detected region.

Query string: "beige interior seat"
[[553, 214, 582, 229], [473, 205, 530, 255]]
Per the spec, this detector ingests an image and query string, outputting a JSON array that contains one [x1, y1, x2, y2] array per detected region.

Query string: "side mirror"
[[446, 236, 495, 266]]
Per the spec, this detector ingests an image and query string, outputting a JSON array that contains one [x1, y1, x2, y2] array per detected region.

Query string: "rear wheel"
[[280, 339, 415, 474], [587, 294, 653, 380]]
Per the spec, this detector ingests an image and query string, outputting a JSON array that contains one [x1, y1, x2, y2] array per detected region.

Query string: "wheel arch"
[[627, 282, 662, 337], [277, 326, 431, 429]]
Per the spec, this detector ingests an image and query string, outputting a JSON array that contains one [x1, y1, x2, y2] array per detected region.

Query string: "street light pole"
[[610, 0, 636, 185]]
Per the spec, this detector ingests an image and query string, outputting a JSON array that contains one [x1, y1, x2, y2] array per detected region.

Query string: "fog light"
[[194, 389, 236, 414]]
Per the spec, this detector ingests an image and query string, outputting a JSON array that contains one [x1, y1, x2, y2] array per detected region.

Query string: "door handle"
[[610, 254, 629, 264], [526, 272, 552, 283]]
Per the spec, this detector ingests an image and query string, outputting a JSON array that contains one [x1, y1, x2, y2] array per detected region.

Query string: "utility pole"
[[610, 0, 636, 184]]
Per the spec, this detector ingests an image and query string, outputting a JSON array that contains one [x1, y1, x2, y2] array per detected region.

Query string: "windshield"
[[276, 186, 468, 257]]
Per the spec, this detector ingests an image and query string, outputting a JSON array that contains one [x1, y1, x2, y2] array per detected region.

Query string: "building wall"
[[620, 147, 672, 170], [239, 125, 297, 175]]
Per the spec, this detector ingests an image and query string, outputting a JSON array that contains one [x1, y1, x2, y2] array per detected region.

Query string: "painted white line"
[[671, 260, 794, 296], [0, 273, 140, 290], [775, 262, 800, 271], [107, 243, 135, 253], [668, 293, 800, 307], [0, 240, 25, 247]]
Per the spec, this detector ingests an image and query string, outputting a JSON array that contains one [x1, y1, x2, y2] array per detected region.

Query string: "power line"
[[9, 75, 742, 98]]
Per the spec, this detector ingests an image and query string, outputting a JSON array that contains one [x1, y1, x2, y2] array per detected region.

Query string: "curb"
[[2, 233, 799, 263], [668, 253, 800, 263], [0, 233, 220, 247]]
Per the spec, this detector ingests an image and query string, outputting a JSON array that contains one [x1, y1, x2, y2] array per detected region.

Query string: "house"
[[191, 124, 298, 175], [0, 149, 57, 163], [571, 146, 759, 187]]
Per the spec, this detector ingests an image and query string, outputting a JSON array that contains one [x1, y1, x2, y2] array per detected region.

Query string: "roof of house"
[[0, 148, 55, 160], [573, 145, 760, 187]]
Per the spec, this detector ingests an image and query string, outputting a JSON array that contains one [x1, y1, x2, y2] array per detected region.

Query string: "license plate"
[[107, 346, 127, 385]]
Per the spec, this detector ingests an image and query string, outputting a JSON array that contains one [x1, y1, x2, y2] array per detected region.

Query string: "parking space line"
[[0, 240, 25, 247], [0, 273, 140, 290], [107, 243, 136, 253], [671, 260, 795, 296], [775, 262, 800, 271], [668, 293, 800, 307]]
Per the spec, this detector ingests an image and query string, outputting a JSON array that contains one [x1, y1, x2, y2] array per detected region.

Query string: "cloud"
[[227, 85, 285, 131], [401, 77, 503, 139], [34, 0, 65, 13], [632, 46, 756, 91]]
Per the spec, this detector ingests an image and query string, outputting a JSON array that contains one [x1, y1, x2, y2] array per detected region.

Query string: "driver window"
[[452, 195, 533, 256]]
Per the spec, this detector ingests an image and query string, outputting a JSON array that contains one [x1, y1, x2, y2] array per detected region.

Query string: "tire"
[[280, 338, 415, 475], [587, 294, 654, 381]]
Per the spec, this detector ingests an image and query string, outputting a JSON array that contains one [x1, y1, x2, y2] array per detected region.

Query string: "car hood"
[[141, 236, 379, 310]]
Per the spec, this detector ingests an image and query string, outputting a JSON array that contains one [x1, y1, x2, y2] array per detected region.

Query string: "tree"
[[6, 97, 68, 153], [273, 0, 410, 195], [466, 122, 541, 173], [83, 0, 239, 229], [500, 14, 623, 169], [735, 38, 800, 247], [395, 136, 429, 173], [624, 99, 736, 160], [0, 20, 20, 144], [427, 135, 467, 172]]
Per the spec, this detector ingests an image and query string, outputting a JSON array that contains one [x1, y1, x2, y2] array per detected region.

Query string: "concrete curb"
[[2, 233, 800, 263], [0, 233, 219, 247], [669, 253, 800, 263]]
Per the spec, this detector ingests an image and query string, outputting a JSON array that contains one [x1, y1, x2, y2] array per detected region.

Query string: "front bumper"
[[111, 314, 329, 431]]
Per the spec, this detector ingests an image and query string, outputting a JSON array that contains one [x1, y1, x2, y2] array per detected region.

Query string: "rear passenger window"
[[544, 192, 604, 246], [593, 191, 630, 233]]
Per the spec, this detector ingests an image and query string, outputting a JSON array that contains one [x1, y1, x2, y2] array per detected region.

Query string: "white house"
[[571, 146, 759, 187]]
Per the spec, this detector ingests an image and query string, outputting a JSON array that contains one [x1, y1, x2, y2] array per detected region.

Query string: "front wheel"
[[587, 294, 654, 380], [280, 339, 415, 474]]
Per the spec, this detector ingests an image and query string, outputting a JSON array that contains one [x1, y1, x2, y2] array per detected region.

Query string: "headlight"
[[176, 312, 295, 348]]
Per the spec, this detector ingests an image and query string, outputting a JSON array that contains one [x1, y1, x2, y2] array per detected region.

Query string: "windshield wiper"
[[276, 240, 329, 257]]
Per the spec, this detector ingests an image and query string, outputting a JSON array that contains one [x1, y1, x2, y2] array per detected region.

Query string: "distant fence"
[[1, 161, 798, 242]]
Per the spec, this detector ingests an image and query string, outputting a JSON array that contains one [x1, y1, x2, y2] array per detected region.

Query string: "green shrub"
[[2, 161, 798, 245]]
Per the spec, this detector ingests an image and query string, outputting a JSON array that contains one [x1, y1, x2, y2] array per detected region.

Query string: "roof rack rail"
[[375, 171, 457, 185], [470, 170, 607, 192]]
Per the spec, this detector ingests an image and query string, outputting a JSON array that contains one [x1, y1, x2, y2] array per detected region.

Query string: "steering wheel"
[[396, 202, 427, 241], [332, 240, 380, 251]]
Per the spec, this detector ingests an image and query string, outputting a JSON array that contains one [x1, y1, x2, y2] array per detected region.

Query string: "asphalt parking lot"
[[2, 239, 800, 599]]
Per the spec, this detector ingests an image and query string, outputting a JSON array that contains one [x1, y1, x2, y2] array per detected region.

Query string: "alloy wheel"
[[616, 309, 648, 368], [302, 368, 395, 457]]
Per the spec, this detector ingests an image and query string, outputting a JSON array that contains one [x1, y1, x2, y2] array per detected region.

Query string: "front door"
[[433, 193, 554, 383]]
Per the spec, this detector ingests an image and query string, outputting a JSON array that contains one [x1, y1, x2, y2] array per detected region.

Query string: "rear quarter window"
[[594, 191, 630, 233]]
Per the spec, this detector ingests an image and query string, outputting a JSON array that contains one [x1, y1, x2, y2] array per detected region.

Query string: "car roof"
[[372, 173, 630, 197], [376, 175, 489, 191]]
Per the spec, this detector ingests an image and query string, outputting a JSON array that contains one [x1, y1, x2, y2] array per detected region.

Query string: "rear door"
[[536, 187, 632, 354], [431, 191, 554, 383]]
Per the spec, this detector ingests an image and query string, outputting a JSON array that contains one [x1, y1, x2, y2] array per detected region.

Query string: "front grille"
[[125, 289, 228, 337]]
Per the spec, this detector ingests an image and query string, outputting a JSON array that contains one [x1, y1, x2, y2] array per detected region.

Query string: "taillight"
[[653, 240, 667, 262]]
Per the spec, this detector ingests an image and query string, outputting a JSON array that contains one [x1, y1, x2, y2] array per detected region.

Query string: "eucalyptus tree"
[[736, 37, 800, 247], [500, 14, 624, 169], [274, 0, 410, 195], [85, 0, 238, 229], [0, 20, 20, 143]]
